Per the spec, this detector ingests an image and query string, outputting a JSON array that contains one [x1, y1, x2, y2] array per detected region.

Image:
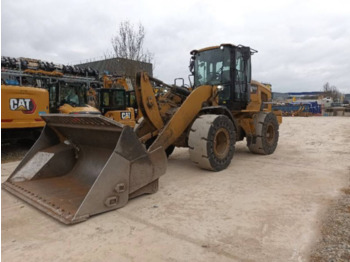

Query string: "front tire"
[[188, 114, 235, 171]]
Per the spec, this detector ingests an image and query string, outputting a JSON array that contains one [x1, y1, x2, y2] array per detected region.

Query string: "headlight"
[[217, 85, 224, 91]]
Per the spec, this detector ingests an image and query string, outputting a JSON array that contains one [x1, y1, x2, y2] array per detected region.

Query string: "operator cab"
[[190, 44, 257, 110], [98, 88, 137, 116]]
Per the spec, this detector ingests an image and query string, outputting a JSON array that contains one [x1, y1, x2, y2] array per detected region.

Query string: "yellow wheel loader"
[[98, 75, 140, 127], [3, 44, 282, 224], [99, 87, 138, 127]]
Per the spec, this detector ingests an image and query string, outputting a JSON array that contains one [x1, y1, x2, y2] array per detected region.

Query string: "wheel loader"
[[98, 74, 140, 127], [2, 43, 282, 224]]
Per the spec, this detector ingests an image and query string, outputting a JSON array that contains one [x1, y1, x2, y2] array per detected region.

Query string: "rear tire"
[[247, 112, 279, 155], [188, 114, 235, 171]]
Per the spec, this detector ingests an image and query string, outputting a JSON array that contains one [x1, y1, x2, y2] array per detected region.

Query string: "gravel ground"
[[1, 142, 33, 163], [2, 117, 350, 261], [309, 187, 350, 262]]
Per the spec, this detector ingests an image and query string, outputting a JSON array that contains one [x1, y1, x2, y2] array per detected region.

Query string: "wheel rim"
[[266, 123, 275, 145], [213, 128, 230, 159]]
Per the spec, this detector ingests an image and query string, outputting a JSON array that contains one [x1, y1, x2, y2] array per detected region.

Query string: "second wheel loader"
[[3, 43, 282, 224]]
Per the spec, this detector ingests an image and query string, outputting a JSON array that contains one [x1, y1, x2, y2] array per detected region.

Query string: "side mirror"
[[189, 61, 194, 73], [189, 55, 196, 73]]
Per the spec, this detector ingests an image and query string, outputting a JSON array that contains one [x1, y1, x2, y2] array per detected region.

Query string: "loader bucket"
[[2, 114, 167, 224]]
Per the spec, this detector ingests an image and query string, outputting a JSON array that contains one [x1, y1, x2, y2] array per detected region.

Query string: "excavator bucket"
[[2, 114, 167, 224]]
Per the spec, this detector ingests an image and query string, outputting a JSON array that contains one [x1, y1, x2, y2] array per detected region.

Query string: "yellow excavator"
[[3, 44, 282, 224], [47, 80, 100, 115], [1, 65, 101, 115], [1, 84, 49, 143]]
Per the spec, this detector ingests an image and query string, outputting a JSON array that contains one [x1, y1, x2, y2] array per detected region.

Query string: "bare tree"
[[111, 21, 154, 79], [112, 21, 153, 62], [323, 82, 342, 101]]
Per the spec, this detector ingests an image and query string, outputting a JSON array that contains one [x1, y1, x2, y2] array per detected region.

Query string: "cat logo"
[[9, 98, 36, 114], [120, 111, 131, 120]]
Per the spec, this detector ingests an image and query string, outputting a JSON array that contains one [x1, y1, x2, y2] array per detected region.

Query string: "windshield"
[[194, 48, 231, 87], [101, 89, 126, 110], [59, 82, 87, 107]]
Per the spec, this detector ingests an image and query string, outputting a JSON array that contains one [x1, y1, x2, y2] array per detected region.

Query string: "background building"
[[344, 94, 350, 104], [77, 57, 153, 83]]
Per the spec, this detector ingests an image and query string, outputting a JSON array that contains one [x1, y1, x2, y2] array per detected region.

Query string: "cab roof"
[[190, 43, 257, 55]]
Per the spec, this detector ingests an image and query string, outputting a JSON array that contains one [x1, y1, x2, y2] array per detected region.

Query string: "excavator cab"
[[47, 80, 100, 114], [190, 44, 256, 110]]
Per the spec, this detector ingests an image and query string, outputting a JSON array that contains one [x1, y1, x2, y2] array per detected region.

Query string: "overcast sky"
[[2, 0, 350, 93]]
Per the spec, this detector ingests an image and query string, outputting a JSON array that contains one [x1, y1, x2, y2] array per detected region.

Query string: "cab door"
[[233, 48, 251, 109]]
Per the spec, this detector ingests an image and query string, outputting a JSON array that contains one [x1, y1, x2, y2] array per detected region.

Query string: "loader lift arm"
[[134, 72, 220, 153]]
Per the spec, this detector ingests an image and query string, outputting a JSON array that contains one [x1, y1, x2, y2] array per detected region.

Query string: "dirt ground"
[[1, 142, 34, 163], [1, 117, 350, 262]]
